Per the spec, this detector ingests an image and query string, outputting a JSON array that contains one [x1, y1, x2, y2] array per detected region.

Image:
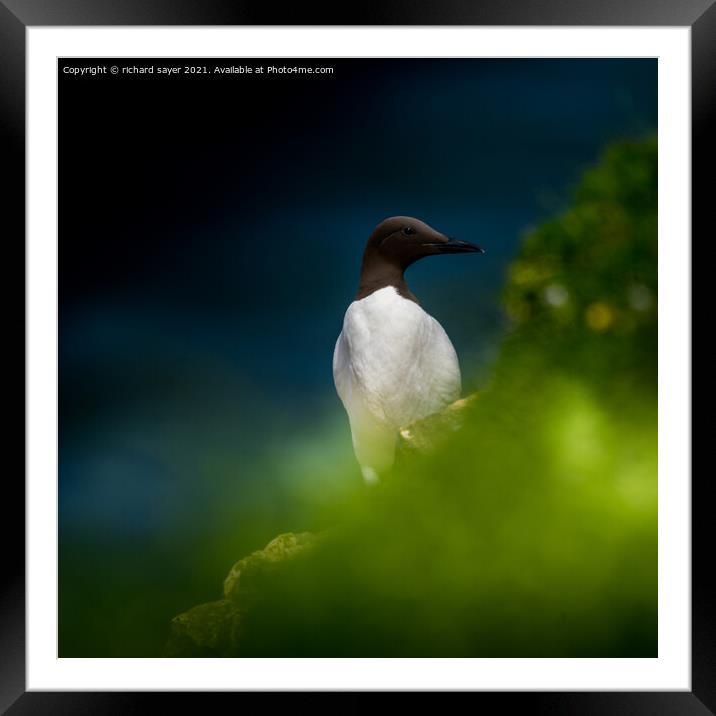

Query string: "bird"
[[333, 216, 484, 484]]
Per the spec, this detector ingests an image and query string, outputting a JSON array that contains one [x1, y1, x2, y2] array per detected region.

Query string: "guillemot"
[[333, 216, 484, 483]]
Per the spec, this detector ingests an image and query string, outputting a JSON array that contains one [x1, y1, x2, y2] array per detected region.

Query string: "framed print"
[[4, 0, 709, 710]]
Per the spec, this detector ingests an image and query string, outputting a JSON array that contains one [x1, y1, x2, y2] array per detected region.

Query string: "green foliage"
[[233, 137, 659, 656], [502, 136, 657, 394]]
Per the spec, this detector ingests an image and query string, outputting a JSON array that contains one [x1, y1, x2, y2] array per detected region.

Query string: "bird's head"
[[365, 216, 484, 270]]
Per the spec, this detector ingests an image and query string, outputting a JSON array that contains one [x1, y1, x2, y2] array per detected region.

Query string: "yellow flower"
[[585, 301, 614, 332]]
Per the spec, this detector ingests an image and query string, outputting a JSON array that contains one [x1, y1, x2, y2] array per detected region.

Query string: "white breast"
[[333, 286, 461, 479]]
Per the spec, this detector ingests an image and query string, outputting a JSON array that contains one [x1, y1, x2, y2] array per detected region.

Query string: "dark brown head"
[[357, 216, 484, 301]]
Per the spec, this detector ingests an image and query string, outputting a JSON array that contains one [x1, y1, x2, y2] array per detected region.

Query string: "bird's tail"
[[349, 414, 397, 485]]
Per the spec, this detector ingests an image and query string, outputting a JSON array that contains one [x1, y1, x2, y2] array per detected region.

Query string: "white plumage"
[[333, 286, 461, 483]]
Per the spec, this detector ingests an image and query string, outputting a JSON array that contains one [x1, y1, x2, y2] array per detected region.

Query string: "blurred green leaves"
[[503, 137, 657, 392]]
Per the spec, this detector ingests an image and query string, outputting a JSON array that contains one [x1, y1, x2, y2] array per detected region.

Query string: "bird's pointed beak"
[[426, 238, 485, 254]]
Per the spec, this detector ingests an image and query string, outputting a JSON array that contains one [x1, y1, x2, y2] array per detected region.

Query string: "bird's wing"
[[424, 315, 462, 406], [333, 327, 386, 420], [333, 327, 396, 474], [332, 330, 352, 404]]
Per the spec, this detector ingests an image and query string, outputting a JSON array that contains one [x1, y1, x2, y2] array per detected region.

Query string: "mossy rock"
[[165, 532, 318, 656], [223, 531, 316, 600], [397, 394, 478, 454]]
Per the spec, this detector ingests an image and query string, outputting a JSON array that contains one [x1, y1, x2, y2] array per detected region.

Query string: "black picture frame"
[[4, 1, 708, 711]]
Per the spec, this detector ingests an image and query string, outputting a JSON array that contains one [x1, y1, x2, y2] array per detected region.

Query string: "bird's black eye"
[[403, 226, 417, 236]]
